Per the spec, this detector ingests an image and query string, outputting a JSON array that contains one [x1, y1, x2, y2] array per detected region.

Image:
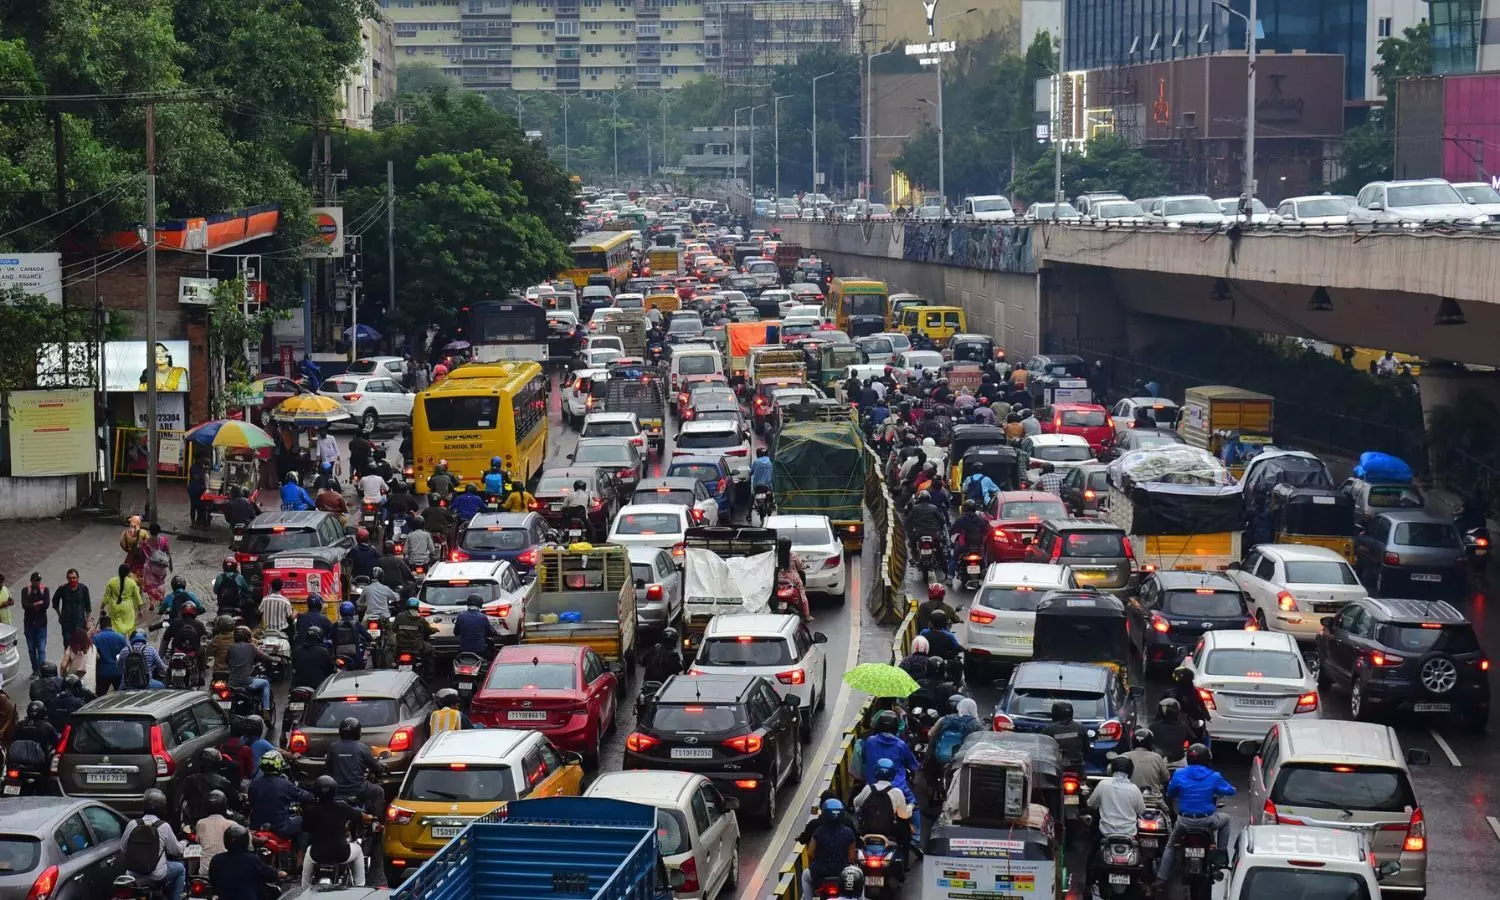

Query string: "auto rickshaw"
[[947, 425, 1010, 486], [260, 546, 348, 613], [954, 445, 1023, 500], [924, 818, 1060, 900], [818, 343, 864, 392], [954, 731, 1064, 827], [1269, 483, 1357, 563], [1030, 590, 1137, 687]]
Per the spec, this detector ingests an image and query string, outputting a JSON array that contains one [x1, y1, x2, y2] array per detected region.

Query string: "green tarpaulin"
[[772, 421, 865, 522]]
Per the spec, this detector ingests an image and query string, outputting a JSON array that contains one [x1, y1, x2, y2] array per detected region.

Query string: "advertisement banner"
[[133, 392, 187, 434], [0, 253, 63, 304], [923, 852, 1056, 900], [305, 207, 345, 258], [8, 389, 95, 477], [105, 341, 191, 393], [117, 427, 186, 477]]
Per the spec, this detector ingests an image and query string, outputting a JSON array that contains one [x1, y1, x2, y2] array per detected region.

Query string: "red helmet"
[[927, 583, 947, 602], [222, 556, 238, 571], [356, 527, 370, 541]]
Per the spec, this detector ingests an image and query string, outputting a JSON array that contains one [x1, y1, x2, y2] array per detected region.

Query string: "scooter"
[[365, 619, 390, 669], [915, 536, 938, 582], [282, 686, 315, 747], [255, 631, 291, 682], [957, 549, 984, 591], [2, 759, 48, 797], [453, 652, 488, 708], [859, 833, 904, 899], [1171, 813, 1228, 900], [167, 650, 199, 689], [1093, 833, 1150, 898], [753, 484, 775, 525]]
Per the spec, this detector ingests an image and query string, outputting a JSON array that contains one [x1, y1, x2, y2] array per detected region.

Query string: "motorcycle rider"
[[121, 788, 186, 900], [312, 461, 340, 494], [226, 626, 274, 717], [1164, 666, 1212, 742], [348, 529, 380, 581], [800, 798, 858, 900], [213, 558, 251, 619], [9, 701, 58, 779], [898, 635, 931, 679], [46, 675, 91, 732], [1041, 700, 1091, 772], [948, 500, 991, 585], [301, 775, 372, 887], [292, 626, 337, 689], [326, 717, 387, 814], [559, 478, 595, 535], [402, 519, 438, 572], [483, 457, 508, 498], [428, 688, 472, 733], [1153, 744, 1236, 892], [851, 757, 914, 856], [195, 789, 237, 873], [280, 471, 314, 511], [357, 467, 389, 527], [918, 609, 962, 665], [207, 615, 236, 679], [640, 627, 684, 685], [162, 605, 208, 684], [296, 595, 335, 644], [452, 594, 491, 658], [259, 579, 294, 636], [452, 482, 486, 523], [750, 447, 774, 519], [348, 430, 373, 480], [181, 747, 239, 825], [207, 823, 283, 900], [369, 447, 396, 484], [426, 460, 457, 499], [906, 490, 948, 576], [314, 480, 347, 519], [915, 584, 958, 633], [158, 575, 203, 624], [774, 536, 811, 620], [859, 711, 920, 801], [331, 602, 368, 669], [1087, 756, 1148, 894], [386, 480, 420, 529], [119, 629, 168, 689], [1147, 698, 1193, 765], [225, 486, 260, 529], [421, 494, 455, 547], [1120, 727, 1172, 795], [501, 480, 537, 513], [392, 597, 436, 666], [360, 568, 397, 624], [376, 542, 414, 591], [248, 750, 314, 850]]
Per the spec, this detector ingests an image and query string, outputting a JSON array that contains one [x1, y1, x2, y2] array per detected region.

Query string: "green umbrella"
[[842, 662, 919, 698]]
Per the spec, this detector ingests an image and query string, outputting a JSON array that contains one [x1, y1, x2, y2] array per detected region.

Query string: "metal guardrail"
[[863, 442, 905, 625]]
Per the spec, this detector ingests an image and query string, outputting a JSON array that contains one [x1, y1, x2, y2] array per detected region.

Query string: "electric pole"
[[144, 100, 159, 525]]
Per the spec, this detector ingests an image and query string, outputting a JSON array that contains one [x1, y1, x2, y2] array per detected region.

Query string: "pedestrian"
[[0, 573, 12, 628], [92, 613, 127, 695], [61, 626, 96, 686], [315, 429, 339, 476], [21, 573, 49, 675], [121, 515, 148, 582], [140, 525, 172, 606], [188, 459, 209, 529], [51, 568, 91, 640], [101, 564, 144, 636]]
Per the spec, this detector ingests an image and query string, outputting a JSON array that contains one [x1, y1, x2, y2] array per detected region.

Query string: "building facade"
[[1429, 0, 1500, 73], [711, 0, 853, 80], [1366, 0, 1428, 97], [339, 17, 399, 129]]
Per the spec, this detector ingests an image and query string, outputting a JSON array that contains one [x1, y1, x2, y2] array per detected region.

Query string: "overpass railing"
[[898, 220, 1037, 273]]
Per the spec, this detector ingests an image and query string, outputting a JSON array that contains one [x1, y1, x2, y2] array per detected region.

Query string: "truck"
[[1106, 445, 1244, 573], [599, 310, 650, 357], [726, 321, 782, 385], [773, 420, 867, 550], [646, 247, 680, 277], [773, 243, 805, 282], [602, 366, 668, 454], [529, 544, 637, 676], [390, 797, 671, 900], [745, 347, 806, 392], [681, 525, 778, 655], [1179, 385, 1275, 477]]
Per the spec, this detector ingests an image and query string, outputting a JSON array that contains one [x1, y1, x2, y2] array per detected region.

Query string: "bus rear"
[[459, 300, 549, 363], [411, 363, 548, 493]]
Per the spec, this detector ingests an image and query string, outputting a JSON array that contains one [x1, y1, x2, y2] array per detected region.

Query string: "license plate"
[[508, 710, 547, 721], [458, 681, 474, 691], [171, 668, 185, 677], [2, 784, 18, 796], [1108, 874, 1131, 885], [1410, 573, 1442, 583], [289, 703, 305, 714], [1237, 697, 1278, 708], [1140, 838, 1158, 849], [1413, 703, 1451, 712], [398, 664, 414, 672], [430, 826, 464, 839], [86, 772, 128, 785], [184, 845, 203, 859], [550, 503, 562, 512], [1064, 794, 1079, 806], [218, 700, 231, 711], [866, 876, 884, 887], [671, 747, 713, 759], [967, 564, 981, 574], [1003, 634, 1033, 646], [1185, 847, 1205, 859]]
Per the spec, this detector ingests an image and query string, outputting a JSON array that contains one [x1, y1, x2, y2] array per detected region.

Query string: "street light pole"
[[747, 103, 767, 199], [773, 94, 792, 200], [610, 92, 621, 182], [733, 105, 751, 185], [864, 49, 893, 201], [934, 10, 946, 211], [812, 71, 836, 195], [561, 93, 572, 172], [1215, 0, 1257, 220]]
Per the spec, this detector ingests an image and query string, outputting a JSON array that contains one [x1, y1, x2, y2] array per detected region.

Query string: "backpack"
[[963, 475, 986, 505], [858, 784, 897, 836], [123, 818, 162, 873], [216, 575, 243, 612], [932, 716, 972, 765], [122, 647, 151, 690]]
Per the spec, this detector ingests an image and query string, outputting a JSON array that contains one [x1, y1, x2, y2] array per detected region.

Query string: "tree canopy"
[[1010, 133, 1172, 203], [1333, 21, 1432, 193]]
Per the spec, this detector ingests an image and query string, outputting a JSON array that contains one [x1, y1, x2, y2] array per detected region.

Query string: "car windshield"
[[345, 359, 385, 374], [976, 585, 1047, 612], [537, 474, 589, 494], [486, 663, 577, 690], [748, 262, 778, 275], [1010, 688, 1107, 719], [461, 527, 532, 551], [584, 421, 638, 438], [670, 464, 722, 483], [1164, 198, 1220, 216], [774, 522, 835, 546], [668, 318, 704, 334], [870, 205, 890, 215], [1457, 184, 1500, 204], [405, 766, 516, 803], [1270, 763, 1416, 813], [573, 443, 633, 465], [1062, 532, 1126, 556], [699, 637, 795, 666], [1394, 522, 1459, 548], [1162, 590, 1246, 618], [1032, 444, 1093, 463], [1367, 486, 1423, 508], [999, 501, 1067, 520], [615, 513, 684, 535], [242, 529, 319, 554], [647, 703, 744, 734], [304, 698, 399, 728], [69, 717, 150, 753], [1132, 405, 1179, 426], [676, 431, 740, 450], [1297, 198, 1351, 217], [0, 837, 40, 875], [1202, 648, 1303, 679], [421, 582, 500, 607], [1380, 624, 1481, 655], [971, 198, 1012, 212], [1239, 869, 1372, 900], [1388, 183, 1463, 207], [1032, 203, 1080, 218], [1283, 561, 1360, 585], [677, 355, 717, 375], [1097, 202, 1146, 218], [1061, 410, 1107, 427]]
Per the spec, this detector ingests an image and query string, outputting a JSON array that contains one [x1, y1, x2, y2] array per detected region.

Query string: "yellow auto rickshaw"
[[948, 424, 1008, 487], [1269, 484, 1357, 563]]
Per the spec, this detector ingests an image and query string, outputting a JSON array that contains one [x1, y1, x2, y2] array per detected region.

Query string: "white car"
[[692, 613, 828, 737], [564, 368, 607, 425], [962, 563, 1072, 673], [892, 350, 944, 378], [1220, 827, 1397, 900], [962, 194, 1016, 221], [317, 373, 414, 431], [581, 411, 646, 455], [764, 514, 846, 602], [1109, 396, 1180, 434], [580, 347, 623, 370], [613, 292, 646, 310], [1228, 545, 1366, 642], [589, 306, 627, 332], [1148, 194, 1228, 227], [417, 560, 534, 648], [786, 304, 824, 323], [546, 308, 579, 340], [1180, 629, 1321, 741], [586, 771, 742, 900], [674, 420, 751, 482], [1348, 178, 1487, 226], [1452, 181, 1500, 217], [1273, 195, 1354, 225], [583, 334, 625, 356], [1019, 434, 1095, 483], [873, 331, 911, 354], [0, 624, 20, 686], [1088, 199, 1150, 225], [607, 503, 691, 560], [344, 356, 407, 379], [1214, 197, 1280, 224]]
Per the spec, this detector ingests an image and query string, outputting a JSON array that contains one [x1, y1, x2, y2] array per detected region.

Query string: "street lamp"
[[1214, 0, 1257, 221], [773, 94, 793, 201], [747, 103, 767, 199], [607, 91, 623, 182], [560, 93, 573, 172], [733, 105, 754, 185], [513, 93, 528, 131], [864, 48, 895, 201], [811, 71, 836, 196]]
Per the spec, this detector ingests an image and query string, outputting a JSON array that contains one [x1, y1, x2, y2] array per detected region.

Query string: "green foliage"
[[1009, 134, 1172, 203], [1332, 21, 1432, 194], [1428, 390, 1500, 508], [207, 278, 286, 417], [0, 290, 100, 392]]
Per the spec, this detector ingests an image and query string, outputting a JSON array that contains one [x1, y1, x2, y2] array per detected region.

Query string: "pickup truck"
[[529, 544, 638, 677], [390, 797, 672, 900], [681, 525, 778, 656], [602, 367, 668, 454]]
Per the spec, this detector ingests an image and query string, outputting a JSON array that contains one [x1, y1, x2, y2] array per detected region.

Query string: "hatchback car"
[[1241, 720, 1431, 897], [563, 369, 608, 427], [1025, 518, 1135, 594], [383, 728, 585, 881], [586, 771, 741, 900], [1019, 434, 1095, 487], [1229, 545, 1366, 642], [1058, 463, 1110, 518], [675, 421, 752, 482], [985, 491, 1069, 565], [609, 504, 692, 562], [763, 514, 846, 603], [625, 674, 802, 827], [1353, 510, 1467, 599], [962, 563, 1073, 676], [232, 511, 354, 597], [666, 456, 736, 520], [580, 411, 647, 457], [0, 798, 133, 900], [568, 437, 644, 498], [629, 545, 686, 644], [318, 374, 414, 432], [692, 614, 828, 741], [635, 477, 719, 527], [991, 661, 1140, 778], [1181, 630, 1321, 741], [1316, 597, 1490, 731], [1138, 570, 1253, 670], [1109, 397, 1180, 434], [417, 559, 536, 650], [451, 511, 549, 572], [1039, 403, 1114, 453], [287, 669, 435, 789], [534, 466, 619, 539], [56, 690, 232, 816], [468, 644, 621, 766]]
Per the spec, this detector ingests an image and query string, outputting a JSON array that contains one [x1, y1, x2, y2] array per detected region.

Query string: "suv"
[[1241, 720, 1431, 897], [1352, 510, 1466, 599], [1025, 518, 1135, 594], [57, 690, 232, 816], [418, 560, 537, 652], [962, 563, 1072, 677], [233, 511, 354, 596], [287, 669, 437, 789], [1137, 570, 1251, 670], [692, 614, 829, 741], [1316, 597, 1490, 731], [1221, 826, 1402, 900], [1348, 178, 1487, 226]]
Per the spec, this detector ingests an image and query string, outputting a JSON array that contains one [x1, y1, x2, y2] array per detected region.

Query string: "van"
[[897, 305, 967, 347], [668, 346, 723, 394], [962, 563, 1072, 677], [1221, 826, 1400, 900]]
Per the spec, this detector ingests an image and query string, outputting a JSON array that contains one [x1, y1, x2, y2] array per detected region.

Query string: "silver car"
[[628, 545, 684, 642], [0, 798, 132, 899], [1348, 178, 1488, 226]]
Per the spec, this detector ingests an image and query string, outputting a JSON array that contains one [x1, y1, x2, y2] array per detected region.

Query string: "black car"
[[1316, 597, 1490, 731], [232, 511, 354, 596], [1137, 571, 1252, 671], [624, 674, 802, 827]]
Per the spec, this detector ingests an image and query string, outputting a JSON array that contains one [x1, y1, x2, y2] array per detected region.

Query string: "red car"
[[1040, 403, 1115, 453], [984, 491, 1068, 564], [468, 644, 620, 767]]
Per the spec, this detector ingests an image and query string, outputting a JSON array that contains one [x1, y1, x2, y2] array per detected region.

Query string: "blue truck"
[[390, 797, 671, 900]]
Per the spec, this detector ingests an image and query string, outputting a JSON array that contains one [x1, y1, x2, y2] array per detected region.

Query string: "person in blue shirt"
[[452, 594, 491, 656], [961, 463, 1000, 509], [296, 595, 334, 644], [750, 447, 773, 490], [247, 751, 313, 850], [279, 472, 313, 511], [348, 530, 380, 580], [800, 798, 857, 899], [860, 711, 920, 802], [237, 717, 277, 779], [452, 482, 486, 522], [1154, 743, 1236, 890], [91, 612, 128, 694], [482, 457, 507, 496]]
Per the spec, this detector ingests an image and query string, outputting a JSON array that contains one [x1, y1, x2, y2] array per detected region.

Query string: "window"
[[53, 814, 93, 857], [558, 20, 579, 35], [1251, 554, 1277, 582], [1270, 764, 1415, 813], [192, 701, 228, 735], [405, 766, 517, 802], [69, 717, 149, 753], [689, 786, 713, 832], [511, 372, 546, 444], [424, 396, 499, 430]]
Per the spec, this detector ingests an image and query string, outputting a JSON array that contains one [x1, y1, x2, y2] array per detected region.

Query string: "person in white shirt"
[[359, 572, 398, 622], [358, 472, 388, 504], [316, 430, 339, 473], [259, 579, 294, 634], [195, 793, 235, 871], [1088, 757, 1146, 837], [869, 379, 887, 401]]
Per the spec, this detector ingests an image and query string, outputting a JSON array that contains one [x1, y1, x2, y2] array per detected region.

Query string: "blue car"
[[452, 511, 550, 575], [990, 661, 1142, 779], [665, 454, 735, 519]]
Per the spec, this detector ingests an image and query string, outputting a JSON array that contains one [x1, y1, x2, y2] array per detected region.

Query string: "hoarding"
[[106, 341, 192, 393], [8, 389, 94, 477], [0, 253, 63, 304], [304, 207, 345, 259]]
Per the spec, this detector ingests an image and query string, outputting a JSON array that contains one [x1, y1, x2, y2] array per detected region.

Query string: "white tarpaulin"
[[683, 548, 776, 616]]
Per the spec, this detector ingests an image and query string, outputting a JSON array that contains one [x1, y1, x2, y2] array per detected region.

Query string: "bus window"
[[424, 396, 500, 431]]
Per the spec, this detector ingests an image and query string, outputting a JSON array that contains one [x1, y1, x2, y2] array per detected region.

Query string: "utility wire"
[[0, 174, 144, 245]]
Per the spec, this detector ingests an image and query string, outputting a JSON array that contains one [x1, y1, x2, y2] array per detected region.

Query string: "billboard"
[[304, 207, 345, 258], [105, 341, 192, 393], [0, 253, 63, 304], [8, 389, 94, 477], [1442, 72, 1500, 184]]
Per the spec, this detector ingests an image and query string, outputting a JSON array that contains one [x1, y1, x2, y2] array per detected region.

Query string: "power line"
[[0, 173, 143, 245], [26, 178, 143, 253]]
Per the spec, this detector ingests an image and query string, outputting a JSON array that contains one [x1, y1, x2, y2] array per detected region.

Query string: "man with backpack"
[[927, 696, 983, 775], [851, 757, 913, 859], [122, 788, 186, 900], [213, 558, 251, 619], [117, 630, 167, 690]]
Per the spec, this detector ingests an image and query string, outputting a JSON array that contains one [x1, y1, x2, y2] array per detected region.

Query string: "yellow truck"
[[528, 543, 637, 676], [647, 247, 681, 277], [1178, 385, 1275, 476]]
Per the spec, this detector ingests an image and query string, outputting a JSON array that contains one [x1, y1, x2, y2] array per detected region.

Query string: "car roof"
[[325, 373, 394, 384], [315, 669, 417, 698], [584, 411, 638, 422], [1011, 661, 1110, 691], [763, 514, 833, 532], [679, 420, 739, 433], [658, 673, 758, 702], [1375, 509, 1450, 524], [1257, 544, 1349, 563], [1279, 720, 1404, 764], [1123, 396, 1178, 406], [1051, 402, 1105, 411], [1200, 629, 1297, 651], [588, 770, 701, 805], [414, 728, 537, 765], [1363, 597, 1468, 625], [1043, 517, 1123, 532], [981, 563, 1070, 587], [636, 477, 703, 492], [77, 689, 205, 717], [248, 511, 333, 530], [996, 491, 1062, 503], [494, 644, 583, 664], [426, 560, 512, 581], [467, 512, 540, 529], [540, 466, 604, 481], [668, 455, 727, 469], [704, 613, 800, 638], [1240, 826, 1367, 864], [1027, 433, 1089, 446], [1152, 570, 1240, 590], [616, 503, 689, 517], [0, 798, 101, 832]]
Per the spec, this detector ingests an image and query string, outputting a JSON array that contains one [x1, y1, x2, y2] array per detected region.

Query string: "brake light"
[[776, 669, 806, 685], [1098, 719, 1124, 742], [484, 604, 512, 619], [676, 856, 701, 894], [1244, 618, 1259, 631], [1053, 414, 1062, 429], [1263, 798, 1302, 825], [151, 725, 174, 776], [25, 865, 58, 900], [1196, 688, 1216, 711], [969, 607, 996, 625], [235, 552, 255, 564], [1481, 659, 1491, 671], [1371, 651, 1405, 667], [288, 730, 309, 754], [723, 733, 763, 754], [366, 620, 381, 633], [343, 393, 362, 402], [992, 527, 1009, 542], [516, 549, 537, 567], [1138, 816, 1164, 831], [1062, 774, 1081, 795], [1277, 591, 1298, 611], [386, 805, 415, 825], [1383, 551, 1401, 566], [626, 732, 659, 752], [1296, 692, 1319, 713], [1083, 489, 1096, 501], [1049, 540, 1063, 563], [734, 778, 760, 790], [1121, 539, 1136, 564], [388, 726, 414, 752], [672, 542, 685, 560], [49, 726, 69, 775], [1151, 612, 1171, 633], [1402, 808, 1426, 852], [992, 712, 1014, 731], [690, 508, 705, 523], [449, 549, 470, 562]]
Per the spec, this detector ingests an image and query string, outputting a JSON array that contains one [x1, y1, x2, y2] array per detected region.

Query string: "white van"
[[668, 346, 724, 394], [962, 563, 1073, 678]]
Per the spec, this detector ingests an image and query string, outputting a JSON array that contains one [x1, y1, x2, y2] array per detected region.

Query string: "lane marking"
[[1488, 816, 1500, 844], [1429, 728, 1462, 767], [743, 547, 865, 899]]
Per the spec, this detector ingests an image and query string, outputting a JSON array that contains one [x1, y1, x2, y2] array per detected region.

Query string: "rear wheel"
[[360, 409, 378, 432], [758, 773, 780, 828], [1350, 680, 1377, 721]]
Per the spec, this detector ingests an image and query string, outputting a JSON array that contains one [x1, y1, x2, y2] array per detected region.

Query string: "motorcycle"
[[957, 550, 984, 591], [2, 759, 48, 797], [859, 833, 903, 899], [453, 652, 488, 708], [255, 631, 291, 682], [1464, 525, 1490, 576], [1093, 833, 1149, 898], [753, 484, 775, 524], [359, 498, 384, 544], [1134, 797, 1171, 873], [915, 535, 938, 582], [365, 619, 390, 669], [906, 707, 938, 760], [253, 828, 297, 875], [771, 571, 809, 620], [167, 650, 199, 689], [1172, 813, 1228, 900], [282, 686, 315, 748]]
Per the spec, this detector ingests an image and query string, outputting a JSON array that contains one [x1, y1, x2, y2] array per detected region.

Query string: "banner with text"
[[8, 389, 94, 477]]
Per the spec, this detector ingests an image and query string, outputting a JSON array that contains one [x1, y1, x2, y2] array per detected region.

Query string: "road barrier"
[[863, 443, 906, 625]]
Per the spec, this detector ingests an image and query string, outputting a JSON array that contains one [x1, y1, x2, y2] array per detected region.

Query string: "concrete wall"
[[0, 476, 80, 519]]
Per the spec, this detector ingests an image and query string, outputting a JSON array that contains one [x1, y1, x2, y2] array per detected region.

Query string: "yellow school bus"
[[410, 362, 548, 494], [827, 277, 889, 337], [563, 230, 633, 291]]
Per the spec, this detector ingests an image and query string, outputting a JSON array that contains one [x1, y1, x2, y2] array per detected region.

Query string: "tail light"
[[366, 620, 381, 633], [1121, 539, 1136, 566], [1053, 414, 1062, 429], [690, 508, 705, 523], [288, 730, 309, 754], [235, 552, 255, 564], [151, 725, 174, 776], [1244, 617, 1259, 631], [1151, 612, 1171, 633], [969, 607, 996, 625], [1263, 798, 1303, 825], [1296, 692, 1319, 713], [672, 542, 685, 560], [723, 733, 763, 754], [1049, 540, 1063, 564], [386, 805, 415, 825], [676, 856, 701, 894], [992, 713, 1014, 731], [1478, 536, 1491, 548], [25, 865, 58, 900], [484, 604, 512, 619], [1062, 774, 1081, 796], [626, 732, 659, 752], [1371, 651, 1405, 667], [1097, 719, 1123, 741], [591, 497, 605, 510], [516, 549, 537, 567], [716, 477, 728, 495], [343, 393, 362, 402], [1137, 816, 1164, 832], [1277, 591, 1298, 611], [528, 500, 544, 511], [1401, 808, 1426, 852], [619, 468, 637, 480], [1479, 659, 1491, 671], [1383, 551, 1401, 566], [1083, 489, 1096, 501], [646, 584, 664, 602], [776, 668, 806, 685], [991, 527, 1009, 543], [1197, 687, 1217, 711], [50, 726, 69, 775], [388, 726, 414, 752], [823, 555, 842, 569]]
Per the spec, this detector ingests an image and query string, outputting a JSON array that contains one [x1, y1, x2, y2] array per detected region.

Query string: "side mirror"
[[1129, 685, 1146, 699], [1367, 202, 1384, 211], [721, 796, 740, 811], [1405, 748, 1431, 766], [812, 632, 828, 644], [1236, 740, 1261, 756], [1376, 861, 1403, 881], [566, 453, 576, 462], [1320, 616, 1335, 629], [1225, 561, 1241, 571], [563, 750, 585, 767]]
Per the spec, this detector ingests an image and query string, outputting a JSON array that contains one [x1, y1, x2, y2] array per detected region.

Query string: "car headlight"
[[1473, 214, 1491, 225]]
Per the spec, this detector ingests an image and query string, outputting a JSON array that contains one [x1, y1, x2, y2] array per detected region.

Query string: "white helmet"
[[922, 437, 937, 448]]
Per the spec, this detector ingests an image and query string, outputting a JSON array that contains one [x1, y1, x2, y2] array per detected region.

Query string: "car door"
[[53, 809, 117, 897], [758, 682, 794, 781], [655, 554, 681, 621], [1322, 605, 1360, 682], [1245, 725, 1282, 820], [692, 781, 735, 895], [385, 379, 415, 417], [1354, 515, 1387, 572], [1230, 549, 1270, 615], [533, 738, 585, 796], [794, 623, 823, 699], [1059, 467, 1083, 512], [582, 650, 617, 732]]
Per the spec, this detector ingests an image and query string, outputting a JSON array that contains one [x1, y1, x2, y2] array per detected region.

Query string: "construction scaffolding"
[[709, 0, 855, 80]]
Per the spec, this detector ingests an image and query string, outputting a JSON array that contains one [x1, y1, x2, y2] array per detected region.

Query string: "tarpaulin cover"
[[1353, 451, 1414, 484], [772, 423, 865, 520], [683, 548, 776, 614], [940, 743, 1035, 827], [728, 322, 778, 359], [1119, 482, 1245, 535], [1109, 445, 1229, 490]]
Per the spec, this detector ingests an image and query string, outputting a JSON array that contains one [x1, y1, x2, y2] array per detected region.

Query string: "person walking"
[[101, 565, 144, 637], [51, 569, 91, 643], [139, 526, 172, 607], [21, 574, 50, 675], [0, 572, 13, 628], [60, 626, 97, 688], [92, 613, 128, 695], [188, 459, 209, 529]]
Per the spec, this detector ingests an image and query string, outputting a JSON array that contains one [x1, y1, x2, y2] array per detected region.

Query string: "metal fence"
[[863, 443, 906, 625]]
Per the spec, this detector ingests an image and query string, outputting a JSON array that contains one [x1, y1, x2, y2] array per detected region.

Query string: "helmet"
[[1172, 666, 1194, 685], [1111, 755, 1135, 777], [26, 700, 45, 720], [313, 775, 338, 801], [199, 747, 223, 769], [927, 583, 946, 603], [259, 750, 287, 775], [63, 674, 83, 695], [437, 688, 459, 708], [206, 789, 228, 816], [340, 601, 356, 618], [171, 575, 186, 591], [491, 456, 502, 469], [406, 597, 420, 610], [1186, 743, 1212, 766], [884, 365, 894, 375], [1157, 697, 1181, 720], [225, 824, 250, 853], [466, 593, 483, 609], [356, 527, 370, 541], [660, 627, 679, 648], [339, 717, 362, 741], [928, 610, 949, 630], [143, 788, 169, 817], [1132, 727, 1155, 751], [222, 557, 238, 572], [130, 629, 148, 646], [305, 626, 324, 644], [573, 479, 587, 492], [962, 500, 979, 514], [234, 626, 252, 642], [873, 757, 897, 781], [183, 605, 198, 618], [910, 635, 929, 655], [1050, 700, 1074, 723], [872, 710, 900, 734], [820, 797, 845, 820], [215, 615, 235, 634], [839, 865, 866, 897], [466, 483, 479, 493], [284, 471, 298, 484], [306, 593, 323, 609], [922, 437, 936, 448], [371, 566, 383, 581], [915, 490, 932, 504]]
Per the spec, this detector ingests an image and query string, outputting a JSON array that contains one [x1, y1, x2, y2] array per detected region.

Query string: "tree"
[[1009, 134, 1172, 202], [397, 62, 460, 95], [1333, 21, 1432, 193]]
